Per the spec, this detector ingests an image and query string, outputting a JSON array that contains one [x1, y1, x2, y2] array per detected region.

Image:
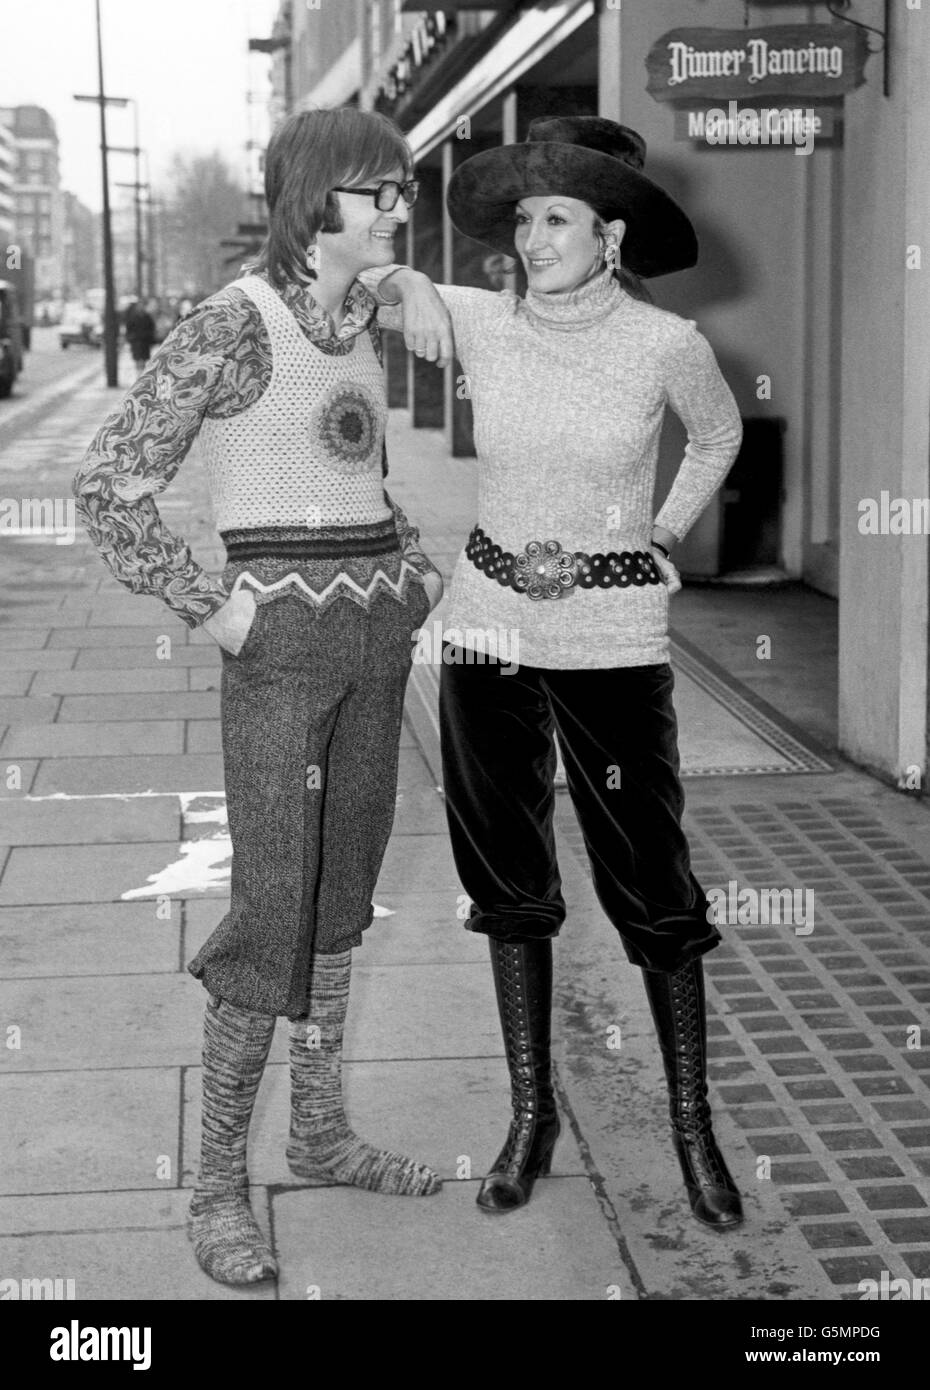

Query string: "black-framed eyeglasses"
[[331, 179, 419, 211]]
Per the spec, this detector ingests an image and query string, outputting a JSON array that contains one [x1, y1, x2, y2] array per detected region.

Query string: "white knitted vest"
[[198, 275, 393, 533]]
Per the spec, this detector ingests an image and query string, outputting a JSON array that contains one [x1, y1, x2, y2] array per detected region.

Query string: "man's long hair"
[[250, 107, 413, 286]]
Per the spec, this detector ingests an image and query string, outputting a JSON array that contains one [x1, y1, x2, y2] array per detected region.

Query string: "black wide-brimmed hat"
[[446, 116, 697, 278]]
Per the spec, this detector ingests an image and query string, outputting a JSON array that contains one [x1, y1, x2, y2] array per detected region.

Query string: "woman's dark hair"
[[249, 107, 413, 286]]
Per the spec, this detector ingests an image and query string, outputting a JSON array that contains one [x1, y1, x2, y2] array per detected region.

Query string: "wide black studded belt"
[[465, 525, 663, 600]]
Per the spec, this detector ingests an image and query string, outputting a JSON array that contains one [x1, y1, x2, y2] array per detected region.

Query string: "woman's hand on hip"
[[202, 587, 258, 656], [650, 547, 682, 595]]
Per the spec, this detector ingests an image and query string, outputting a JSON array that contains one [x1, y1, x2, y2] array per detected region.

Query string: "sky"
[[0, 0, 280, 209]]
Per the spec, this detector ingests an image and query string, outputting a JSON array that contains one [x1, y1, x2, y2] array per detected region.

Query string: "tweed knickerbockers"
[[188, 567, 432, 1018]]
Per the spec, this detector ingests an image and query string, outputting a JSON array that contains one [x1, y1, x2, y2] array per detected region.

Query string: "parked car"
[[0, 280, 25, 398], [59, 302, 103, 349]]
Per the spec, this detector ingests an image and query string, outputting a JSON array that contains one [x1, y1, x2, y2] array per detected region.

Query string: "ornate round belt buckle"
[[513, 538, 576, 599]]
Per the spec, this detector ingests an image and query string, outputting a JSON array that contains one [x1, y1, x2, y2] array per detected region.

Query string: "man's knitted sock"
[[286, 949, 441, 1196], [188, 996, 279, 1285]]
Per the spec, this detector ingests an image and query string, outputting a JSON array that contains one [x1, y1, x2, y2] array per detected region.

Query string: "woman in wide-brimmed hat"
[[365, 115, 746, 1230], [366, 116, 745, 1228]]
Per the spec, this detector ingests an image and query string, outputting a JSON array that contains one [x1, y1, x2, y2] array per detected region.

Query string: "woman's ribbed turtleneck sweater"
[[367, 267, 743, 669]]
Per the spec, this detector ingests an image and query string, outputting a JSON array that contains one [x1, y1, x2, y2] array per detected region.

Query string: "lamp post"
[[73, 0, 127, 387], [107, 96, 144, 300], [113, 177, 146, 300]]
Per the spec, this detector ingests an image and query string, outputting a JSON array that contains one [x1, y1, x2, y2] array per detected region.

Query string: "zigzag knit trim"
[[228, 559, 423, 612]]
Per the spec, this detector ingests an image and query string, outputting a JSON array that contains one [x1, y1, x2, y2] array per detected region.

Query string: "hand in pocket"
[[202, 587, 259, 657], [419, 570, 444, 614]]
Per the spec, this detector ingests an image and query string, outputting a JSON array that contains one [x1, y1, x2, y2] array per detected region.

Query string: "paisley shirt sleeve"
[[384, 492, 440, 580], [73, 289, 269, 628]]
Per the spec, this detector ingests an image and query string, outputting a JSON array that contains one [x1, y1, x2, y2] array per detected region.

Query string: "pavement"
[[0, 351, 928, 1302]]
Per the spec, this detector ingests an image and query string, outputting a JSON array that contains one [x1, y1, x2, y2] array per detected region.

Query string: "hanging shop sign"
[[645, 23, 870, 103], [672, 101, 839, 149]]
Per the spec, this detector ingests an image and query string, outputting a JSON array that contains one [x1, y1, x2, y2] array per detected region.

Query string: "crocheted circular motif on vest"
[[310, 382, 382, 476]]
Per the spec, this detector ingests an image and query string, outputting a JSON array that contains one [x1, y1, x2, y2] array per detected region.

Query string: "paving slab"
[[0, 903, 180, 977], [30, 668, 190, 695], [0, 698, 59, 724], [0, 672, 32, 695], [344, 962, 501, 1061], [0, 1187, 189, 1235], [375, 835, 462, 893], [272, 1179, 634, 1301], [57, 692, 220, 723], [0, 1195, 275, 1300], [0, 795, 179, 846], [0, 606, 71, 627], [1, 650, 74, 671], [2, 612, 87, 632], [74, 645, 219, 669], [0, 763, 38, 797], [390, 786, 450, 835], [187, 668, 222, 692], [0, 974, 200, 1071], [350, 893, 486, 967], [185, 721, 221, 754], [0, 629, 52, 649], [47, 625, 188, 649], [0, 721, 184, 758], [0, 841, 185, 905], [0, 1068, 180, 1194], [395, 748, 435, 789], [86, 599, 186, 626], [182, 1056, 584, 1188], [31, 754, 224, 795]]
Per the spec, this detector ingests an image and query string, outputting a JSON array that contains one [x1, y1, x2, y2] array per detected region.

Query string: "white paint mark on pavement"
[[62, 789, 395, 915]]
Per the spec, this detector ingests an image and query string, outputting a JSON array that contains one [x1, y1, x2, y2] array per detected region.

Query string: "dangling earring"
[[305, 240, 321, 274], [604, 241, 618, 273]]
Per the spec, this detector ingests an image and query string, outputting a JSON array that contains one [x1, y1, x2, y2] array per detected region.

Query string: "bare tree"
[[162, 151, 247, 298]]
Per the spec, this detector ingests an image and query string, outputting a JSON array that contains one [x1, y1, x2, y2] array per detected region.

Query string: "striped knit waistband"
[[221, 520, 399, 562]]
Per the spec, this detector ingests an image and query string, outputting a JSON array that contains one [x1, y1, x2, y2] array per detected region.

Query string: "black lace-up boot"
[[642, 959, 744, 1230], [477, 939, 560, 1214]]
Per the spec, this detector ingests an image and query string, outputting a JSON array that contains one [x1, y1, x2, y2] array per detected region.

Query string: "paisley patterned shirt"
[[73, 271, 436, 628]]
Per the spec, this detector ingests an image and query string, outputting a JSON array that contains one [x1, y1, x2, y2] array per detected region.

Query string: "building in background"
[[61, 190, 98, 301], [266, 1, 929, 794], [0, 104, 65, 299], [0, 117, 15, 247]]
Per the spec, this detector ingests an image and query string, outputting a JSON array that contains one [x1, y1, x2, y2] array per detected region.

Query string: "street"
[[0, 327, 108, 439], [0, 350, 928, 1301]]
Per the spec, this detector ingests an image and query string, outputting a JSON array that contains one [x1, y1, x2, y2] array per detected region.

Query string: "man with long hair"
[[75, 108, 452, 1286]]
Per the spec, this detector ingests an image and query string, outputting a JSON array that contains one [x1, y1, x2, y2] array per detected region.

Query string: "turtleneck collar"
[[522, 267, 626, 330]]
